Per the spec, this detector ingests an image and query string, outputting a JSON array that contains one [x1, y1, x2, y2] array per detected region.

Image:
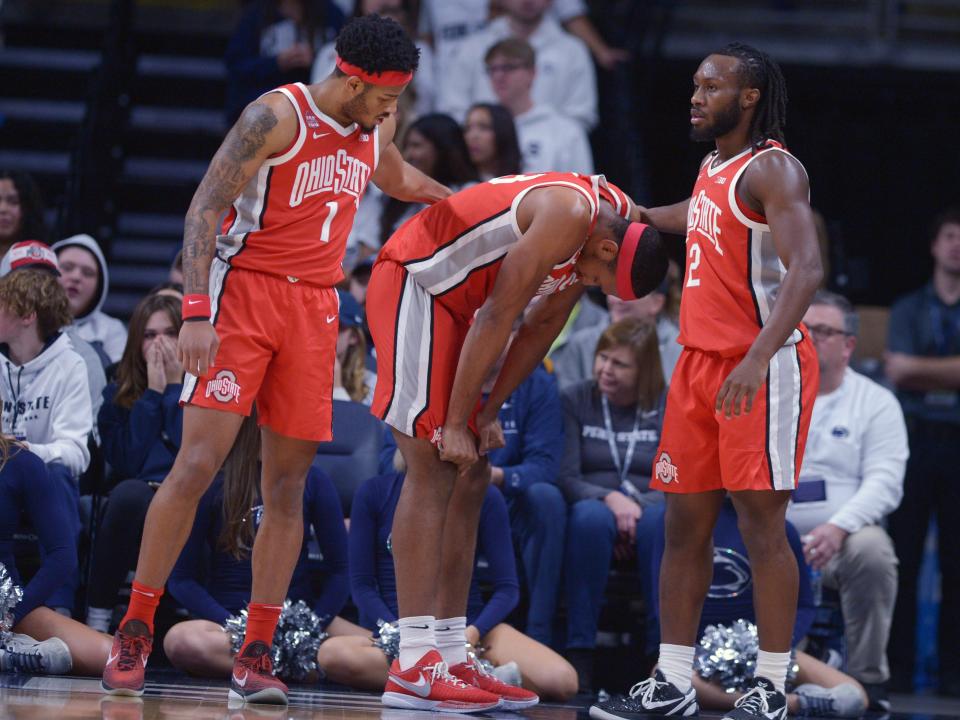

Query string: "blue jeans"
[[564, 498, 663, 648], [44, 463, 80, 612], [508, 483, 567, 646]]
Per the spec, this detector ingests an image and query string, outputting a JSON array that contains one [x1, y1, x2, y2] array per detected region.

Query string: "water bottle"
[[810, 568, 823, 607]]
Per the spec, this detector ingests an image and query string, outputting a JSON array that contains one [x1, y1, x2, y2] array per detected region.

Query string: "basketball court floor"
[[2, 672, 960, 720]]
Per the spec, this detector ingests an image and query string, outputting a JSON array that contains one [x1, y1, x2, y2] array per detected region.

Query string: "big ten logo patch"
[[655, 451, 678, 484], [206, 369, 242, 405]]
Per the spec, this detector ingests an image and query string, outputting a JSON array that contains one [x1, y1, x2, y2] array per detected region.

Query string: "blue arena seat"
[[313, 400, 384, 517]]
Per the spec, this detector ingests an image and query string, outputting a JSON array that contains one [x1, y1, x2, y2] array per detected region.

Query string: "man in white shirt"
[[438, 0, 597, 130], [484, 38, 593, 175], [787, 290, 907, 711]]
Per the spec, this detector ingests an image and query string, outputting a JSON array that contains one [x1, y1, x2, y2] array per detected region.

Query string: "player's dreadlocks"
[[717, 42, 788, 151], [335, 14, 419, 77]]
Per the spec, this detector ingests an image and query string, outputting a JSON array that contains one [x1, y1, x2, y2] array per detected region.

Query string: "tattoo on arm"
[[182, 102, 279, 294]]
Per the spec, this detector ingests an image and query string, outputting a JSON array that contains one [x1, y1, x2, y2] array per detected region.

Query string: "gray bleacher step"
[[122, 156, 208, 183], [137, 54, 225, 80], [0, 47, 100, 71], [0, 98, 85, 123], [129, 105, 225, 135], [117, 212, 185, 238], [0, 149, 70, 174], [111, 237, 181, 263]]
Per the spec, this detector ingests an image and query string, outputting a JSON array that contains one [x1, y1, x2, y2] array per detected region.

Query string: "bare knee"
[[164, 624, 205, 670], [261, 474, 308, 518], [543, 661, 579, 701], [317, 638, 365, 680], [166, 447, 223, 500], [737, 514, 790, 561]]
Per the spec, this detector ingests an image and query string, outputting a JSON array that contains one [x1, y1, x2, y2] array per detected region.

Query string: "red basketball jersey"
[[377, 173, 632, 320], [217, 82, 379, 286], [678, 142, 807, 356]]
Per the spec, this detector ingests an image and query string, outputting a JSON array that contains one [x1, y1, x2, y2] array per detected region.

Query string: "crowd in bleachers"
[[0, 0, 958, 712]]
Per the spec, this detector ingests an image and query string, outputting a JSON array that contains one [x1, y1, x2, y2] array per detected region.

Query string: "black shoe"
[[722, 677, 786, 720], [862, 682, 891, 712], [566, 647, 594, 695], [589, 670, 698, 720]]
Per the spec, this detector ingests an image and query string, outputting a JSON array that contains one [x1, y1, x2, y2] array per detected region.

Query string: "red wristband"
[[182, 294, 211, 320]]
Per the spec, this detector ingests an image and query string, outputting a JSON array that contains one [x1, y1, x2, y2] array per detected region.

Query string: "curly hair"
[[334, 14, 419, 76], [0, 269, 71, 339]]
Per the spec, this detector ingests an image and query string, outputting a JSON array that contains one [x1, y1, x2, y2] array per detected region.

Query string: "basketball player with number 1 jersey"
[[101, 16, 450, 706], [590, 44, 823, 720]]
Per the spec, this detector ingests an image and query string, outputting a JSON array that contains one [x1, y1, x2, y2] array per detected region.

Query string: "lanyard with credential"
[[601, 394, 642, 489]]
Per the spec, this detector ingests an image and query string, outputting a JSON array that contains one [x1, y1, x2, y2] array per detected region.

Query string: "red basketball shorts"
[[650, 338, 819, 493], [180, 259, 338, 442], [367, 260, 476, 442]]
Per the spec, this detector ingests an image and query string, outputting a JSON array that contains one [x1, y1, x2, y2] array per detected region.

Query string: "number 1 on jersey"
[[319, 201, 338, 243], [686, 242, 701, 287]]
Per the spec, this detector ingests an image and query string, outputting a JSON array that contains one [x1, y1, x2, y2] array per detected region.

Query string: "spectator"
[[484, 38, 593, 174], [885, 207, 960, 696], [316, 471, 578, 700], [85, 293, 184, 633], [650, 500, 868, 718], [52, 234, 128, 367], [164, 415, 352, 678], [347, 113, 478, 263], [463, 102, 523, 180], [312, 0, 435, 121], [0, 170, 48, 255], [440, 0, 597, 130], [334, 289, 376, 404], [786, 291, 906, 711], [558, 318, 666, 692], [0, 267, 92, 614], [551, 281, 681, 390], [225, 0, 343, 123], [0, 437, 112, 676]]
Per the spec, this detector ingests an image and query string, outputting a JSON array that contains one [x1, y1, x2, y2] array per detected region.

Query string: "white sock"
[[435, 616, 467, 666], [86, 606, 112, 633], [398, 615, 436, 671], [658, 643, 695, 692], [755, 649, 791, 693]]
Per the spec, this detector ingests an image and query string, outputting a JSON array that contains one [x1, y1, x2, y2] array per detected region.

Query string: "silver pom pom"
[[695, 620, 798, 692], [0, 562, 24, 644], [373, 619, 400, 662], [222, 600, 328, 682]]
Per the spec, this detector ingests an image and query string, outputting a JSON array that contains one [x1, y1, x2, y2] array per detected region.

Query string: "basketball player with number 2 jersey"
[[590, 44, 823, 720]]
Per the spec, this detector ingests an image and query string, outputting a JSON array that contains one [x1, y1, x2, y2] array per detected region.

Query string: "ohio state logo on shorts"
[[655, 451, 678, 484], [205, 369, 242, 405]]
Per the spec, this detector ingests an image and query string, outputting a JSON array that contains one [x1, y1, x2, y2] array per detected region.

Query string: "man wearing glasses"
[[787, 290, 907, 712]]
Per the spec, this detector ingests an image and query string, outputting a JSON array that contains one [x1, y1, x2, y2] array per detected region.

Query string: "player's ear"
[[345, 76, 366, 96], [598, 237, 619, 262], [742, 87, 760, 110]]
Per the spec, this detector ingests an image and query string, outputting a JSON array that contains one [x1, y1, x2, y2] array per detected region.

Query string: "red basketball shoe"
[[101, 620, 153, 696], [450, 657, 540, 710], [228, 641, 289, 705], [382, 649, 502, 713]]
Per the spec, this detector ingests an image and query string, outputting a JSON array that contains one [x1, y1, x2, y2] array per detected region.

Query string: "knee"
[[542, 660, 579, 701], [164, 625, 205, 669], [568, 500, 615, 537], [524, 483, 566, 514], [109, 479, 154, 511], [842, 527, 897, 579], [737, 515, 790, 561], [261, 474, 308, 517], [316, 638, 361, 679], [167, 448, 222, 499]]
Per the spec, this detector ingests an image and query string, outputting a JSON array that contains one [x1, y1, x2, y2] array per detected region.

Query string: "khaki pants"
[[822, 524, 898, 684]]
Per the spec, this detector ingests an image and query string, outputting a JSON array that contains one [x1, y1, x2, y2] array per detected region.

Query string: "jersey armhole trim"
[[728, 147, 809, 230], [262, 86, 307, 167], [509, 181, 597, 238]]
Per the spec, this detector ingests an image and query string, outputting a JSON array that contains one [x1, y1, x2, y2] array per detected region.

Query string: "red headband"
[[336, 54, 413, 86], [615, 222, 650, 301]]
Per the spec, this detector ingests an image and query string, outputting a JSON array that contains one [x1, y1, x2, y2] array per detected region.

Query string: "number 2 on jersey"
[[319, 201, 338, 244], [686, 242, 701, 287]]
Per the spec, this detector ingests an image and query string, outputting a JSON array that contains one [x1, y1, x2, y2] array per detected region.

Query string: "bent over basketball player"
[[101, 15, 449, 706], [591, 43, 822, 720]]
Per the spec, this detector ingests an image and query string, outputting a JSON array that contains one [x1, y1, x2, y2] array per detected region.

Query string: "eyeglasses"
[[485, 63, 530, 76], [806, 324, 850, 340]]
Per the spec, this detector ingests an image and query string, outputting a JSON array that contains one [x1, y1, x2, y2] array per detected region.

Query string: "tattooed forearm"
[[182, 101, 280, 294]]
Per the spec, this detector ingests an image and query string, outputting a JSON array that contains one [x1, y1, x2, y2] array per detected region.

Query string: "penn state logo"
[[655, 452, 678, 484], [205, 369, 242, 404], [708, 547, 752, 598]]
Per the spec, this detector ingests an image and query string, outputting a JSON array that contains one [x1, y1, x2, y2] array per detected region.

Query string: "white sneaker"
[[795, 683, 866, 718], [0, 633, 73, 674]]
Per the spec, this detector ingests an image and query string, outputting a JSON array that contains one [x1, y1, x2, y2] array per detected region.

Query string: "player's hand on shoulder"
[[715, 353, 768, 419], [438, 423, 479, 471], [178, 321, 220, 378]]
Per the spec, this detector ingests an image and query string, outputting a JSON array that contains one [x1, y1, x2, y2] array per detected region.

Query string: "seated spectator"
[[334, 289, 376, 404], [164, 415, 353, 678], [0, 170, 48, 256], [317, 471, 578, 701], [793, 292, 907, 710], [485, 38, 593, 174], [463, 102, 523, 180], [52, 234, 128, 367], [312, 0, 435, 121], [225, 0, 343, 123], [650, 500, 867, 717], [885, 207, 960, 696], [0, 437, 111, 675], [559, 318, 666, 692], [551, 282, 681, 389], [85, 293, 184, 633], [440, 0, 597, 130], [347, 113, 478, 264]]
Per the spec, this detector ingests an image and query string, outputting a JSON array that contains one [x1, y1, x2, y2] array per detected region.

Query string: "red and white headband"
[[336, 54, 413, 86]]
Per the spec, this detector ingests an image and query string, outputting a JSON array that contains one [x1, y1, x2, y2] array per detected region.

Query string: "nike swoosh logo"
[[326, 314, 337, 323], [390, 671, 431, 697], [644, 697, 689, 709], [234, 670, 248, 687], [107, 650, 120, 666], [187, 299, 204, 305], [313, 131, 330, 139]]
